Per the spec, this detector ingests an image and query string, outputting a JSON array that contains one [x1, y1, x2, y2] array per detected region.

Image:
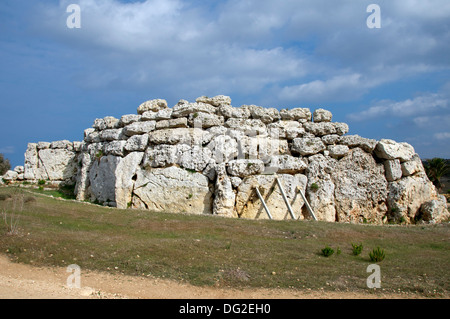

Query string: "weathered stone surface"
[[100, 129, 125, 141], [225, 118, 267, 135], [123, 121, 156, 136], [188, 112, 224, 128], [235, 174, 307, 220], [240, 136, 289, 161], [339, 135, 378, 153], [2, 170, 18, 181], [143, 144, 183, 168], [88, 155, 121, 203], [401, 154, 424, 176], [384, 159, 402, 182], [196, 95, 231, 107], [331, 148, 388, 223], [321, 134, 340, 145], [119, 114, 141, 126], [327, 144, 349, 159], [213, 164, 237, 217], [36, 148, 78, 181], [124, 134, 149, 152], [115, 152, 144, 209], [178, 145, 212, 172], [24, 143, 38, 180], [207, 135, 239, 164], [303, 122, 349, 136], [50, 140, 73, 150], [279, 108, 312, 121], [305, 154, 337, 222], [265, 155, 307, 174], [267, 121, 303, 139], [148, 128, 213, 145], [93, 116, 120, 130], [374, 139, 415, 162], [227, 159, 265, 177], [75, 152, 93, 201], [141, 108, 173, 121], [419, 199, 450, 223], [248, 105, 280, 124], [291, 137, 326, 156], [387, 173, 439, 223], [172, 102, 216, 118], [155, 117, 188, 129], [103, 140, 127, 157], [313, 108, 332, 122], [137, 99, 168, 114], [218, 105, 251, 119], [133, 166, 213, 214]]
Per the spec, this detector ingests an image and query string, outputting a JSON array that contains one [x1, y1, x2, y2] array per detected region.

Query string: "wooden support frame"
[[254, 187, 273, 220]]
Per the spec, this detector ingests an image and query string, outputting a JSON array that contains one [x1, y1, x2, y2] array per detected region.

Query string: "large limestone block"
[[248, 105, 280, 124], [88, 155, 121, 204], [303, 122, 349, 136], [331, 148, 388, 223], [313, 108, 332, 122], [239, 136, 289, 161], [143, 144, 187, 168], [218, 105, 251, 119], [227, 159, 265, 177], [400, 154, 424, 176], [141, 108, 173, 121], [50, 140, 73, 150], [188, 112, 224, 128], [132, 166, 213, 214], [124, 134, 149, 152], [102, 140, 127, 156], [387, 174, 440, 223], [327, 144, 349, 159], [384, 159, 402, 182], [119, 114, 141, 126], [196, 95, 231, 106], [419, 199, 450, 223], [213, 164, 237, 217], [235, 174, 308, 220], [24, 143, 38, 180], [115, 152, 144, 209], [123, 121, 156, 136], [267, 121, 304, 139], [306, 154, 338, 222], [291, 137, 326, 156], [178, 145, 213, 172], [36, 148, 78, 181], [224, 118, 267, 135], [137, 99, 168, 114], [172, 101, 217, 118], [100, 128, 125, 141], [155, 117, 188, 129], [75, 152, 93, 201], [148, 128, 213, 145], [93, 116, 120, 130], [279, 108, 312, 121], [207, 135, 239, 164], [265, 155, 307, 174], [374, 139, 415, 162], [3, 170, 18, 181], [339, 135, 378, 153]]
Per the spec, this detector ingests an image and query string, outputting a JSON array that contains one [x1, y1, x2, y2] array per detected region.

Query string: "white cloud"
[[348, 93, 449, 121], [434, 132, 450, 140], [0, 146, 15, 154]]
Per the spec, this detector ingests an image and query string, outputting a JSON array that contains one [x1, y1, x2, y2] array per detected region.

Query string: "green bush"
[[351, 243, 363, 256], [310, 183, 319, 191], [0, 153, 11, 175], [38, 180, 46, 186], [321, 246, 334, 257], [369, 247, 385, 262]]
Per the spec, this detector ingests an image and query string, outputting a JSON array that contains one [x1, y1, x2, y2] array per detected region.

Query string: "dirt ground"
[[0, 255, 438, 299]]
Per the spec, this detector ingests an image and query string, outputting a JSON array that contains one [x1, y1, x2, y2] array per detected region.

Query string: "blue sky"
[[1, 0, 449, 168]]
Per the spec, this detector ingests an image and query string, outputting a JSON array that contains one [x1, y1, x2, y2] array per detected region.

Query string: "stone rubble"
[[7, 95, 447, 224]]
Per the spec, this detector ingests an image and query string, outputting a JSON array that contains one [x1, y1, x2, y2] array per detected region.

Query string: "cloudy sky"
[[1, 0, 449, 167]]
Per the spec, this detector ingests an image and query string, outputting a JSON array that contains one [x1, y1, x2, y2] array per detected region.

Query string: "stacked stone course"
[[10, 95, 448, 224]]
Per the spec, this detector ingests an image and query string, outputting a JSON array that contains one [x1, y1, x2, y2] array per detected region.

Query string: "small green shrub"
[[38, 180, 46, 186], [369, 247, 385, 262], [351, 243, 363, 256], [321, 246, 334, 257], [310, 183, 319, 191]]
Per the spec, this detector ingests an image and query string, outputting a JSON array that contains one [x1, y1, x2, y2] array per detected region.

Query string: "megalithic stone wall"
[[18, 95, 449, 224]]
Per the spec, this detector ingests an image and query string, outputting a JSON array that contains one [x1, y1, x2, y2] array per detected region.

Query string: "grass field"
[[0, 186, 449, 297]]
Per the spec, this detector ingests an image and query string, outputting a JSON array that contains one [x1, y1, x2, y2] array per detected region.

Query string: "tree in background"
[[0, 153, 11, 175], [423, 158, 449, 191]]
